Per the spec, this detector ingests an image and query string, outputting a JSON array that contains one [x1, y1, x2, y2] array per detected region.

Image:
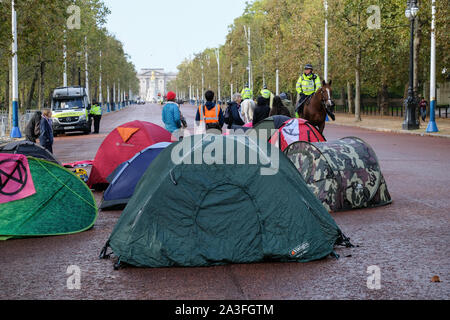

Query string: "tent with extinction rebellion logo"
[[0, 154, 98, 240], [100, 134, 353, 269]]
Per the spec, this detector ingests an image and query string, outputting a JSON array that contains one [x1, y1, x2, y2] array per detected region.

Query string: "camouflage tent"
[[285, 137, 392, 212]]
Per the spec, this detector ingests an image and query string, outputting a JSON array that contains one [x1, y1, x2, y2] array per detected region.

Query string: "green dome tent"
[[285, 137, 392, 212], [0, 157, 98, 240], [101, 134, 352, 268]]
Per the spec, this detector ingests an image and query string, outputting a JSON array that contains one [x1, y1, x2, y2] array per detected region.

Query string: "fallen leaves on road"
[[431, 276, 441, 283]]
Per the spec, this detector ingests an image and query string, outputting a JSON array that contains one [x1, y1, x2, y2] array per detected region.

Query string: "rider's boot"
[[326, 108, 336, 121], [298, 105, 304, 118]]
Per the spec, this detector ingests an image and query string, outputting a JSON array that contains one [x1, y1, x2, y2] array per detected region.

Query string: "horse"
[[241, 98, 256, 123], [299, 80, 335, 134]]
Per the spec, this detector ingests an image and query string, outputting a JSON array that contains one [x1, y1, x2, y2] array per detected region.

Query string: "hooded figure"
[[25, 111, 42, 143], [280, 93, 295, 117], [252, 96, 271, 126], [270, 96, 292, 117]]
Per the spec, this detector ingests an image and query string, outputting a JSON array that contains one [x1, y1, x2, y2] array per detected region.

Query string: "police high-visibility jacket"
[[198, 104, 222, 124], [241, 87, 253, 100], [296, 73, 322, 96], [90, 104, 102, 116], [260, 89, 271, 99]]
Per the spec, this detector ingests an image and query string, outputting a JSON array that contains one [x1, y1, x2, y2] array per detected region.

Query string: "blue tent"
[[100, 142, 171, 210]]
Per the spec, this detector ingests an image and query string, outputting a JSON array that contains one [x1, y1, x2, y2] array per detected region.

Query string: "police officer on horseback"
[[295, 64, 336, 121], [296, 64, 322, 117], [260, 85, 272, 99], [241, 84, 253, 101]]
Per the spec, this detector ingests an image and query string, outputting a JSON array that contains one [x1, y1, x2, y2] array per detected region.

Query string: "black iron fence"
[[335, 103, 449, 119]]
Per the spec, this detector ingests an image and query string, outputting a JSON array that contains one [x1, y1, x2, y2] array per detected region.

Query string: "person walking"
[[419, 97, 428, 122], [90, 100, 103, 134], [39, 109, 54, 154], [195, 90, 224, 134], [226, 93, 245, 129], [24, 111, 42, 143], [253, 96, 271, 126], [162, 91, 183, 140], [270, 96, 292, 117]]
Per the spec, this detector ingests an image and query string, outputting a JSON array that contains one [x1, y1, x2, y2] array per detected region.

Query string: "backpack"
[[224, 104, 233, 126]]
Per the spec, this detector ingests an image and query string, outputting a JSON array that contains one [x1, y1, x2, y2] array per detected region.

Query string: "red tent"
[[87, 121, 172, 190], [270, 118, 326, 151]]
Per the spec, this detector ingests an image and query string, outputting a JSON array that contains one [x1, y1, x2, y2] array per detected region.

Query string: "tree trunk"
[[347, 81, 353, 114], [94, 85, 98, 102], [355, 51, 362, 121], [403, 83, 409, 100], [377, 88, 381, 111], [71, 62, 77, 87], [340, 87, 346, 110], [21, 83, 26, 111], [5, 66, 10, 113], [413, 15, 421, 97], [27, 67, 39, 110], [38, 60, 46, 110], [381, 83, 389, 116]]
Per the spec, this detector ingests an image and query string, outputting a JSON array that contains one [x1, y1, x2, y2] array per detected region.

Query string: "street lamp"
[[10, 0, 21, 138], [402, 0, 420, 130]]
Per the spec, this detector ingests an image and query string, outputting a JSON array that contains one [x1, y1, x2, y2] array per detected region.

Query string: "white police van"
[[51, 86, 91, 135]]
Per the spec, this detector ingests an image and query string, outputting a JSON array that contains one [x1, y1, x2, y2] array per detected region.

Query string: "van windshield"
[[53, 98, 84, 111]]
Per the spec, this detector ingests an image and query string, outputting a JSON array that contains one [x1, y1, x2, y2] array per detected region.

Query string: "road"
[[0, 103, 448, 300]]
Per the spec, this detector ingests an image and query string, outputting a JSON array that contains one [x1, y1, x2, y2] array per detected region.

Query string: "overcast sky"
[[103, 0, 249, 73]]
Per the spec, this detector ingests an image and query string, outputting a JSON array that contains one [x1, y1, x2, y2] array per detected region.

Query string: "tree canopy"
[[0, 0, 139, 111], [169, 0, 449, 115]]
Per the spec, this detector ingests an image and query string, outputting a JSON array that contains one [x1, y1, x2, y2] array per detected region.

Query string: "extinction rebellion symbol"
[[0, 159, 28, 196]]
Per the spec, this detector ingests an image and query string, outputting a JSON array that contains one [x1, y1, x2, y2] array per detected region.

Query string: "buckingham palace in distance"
[[138, 68, 177, 103]]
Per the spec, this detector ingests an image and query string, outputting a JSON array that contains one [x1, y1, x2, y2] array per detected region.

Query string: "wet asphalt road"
[[0, 103, 448, 300]]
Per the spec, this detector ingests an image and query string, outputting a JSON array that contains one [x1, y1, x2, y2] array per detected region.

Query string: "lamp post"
[[324, 0, 328, 82], [215, 48, 221, 103], [63, 29, 67, 87], [99, 50, 103, 107], [402, 0, 420, 130], [10, 0, 21, 138], [84, 36, 90, 104], [427, 0, 439, 132]]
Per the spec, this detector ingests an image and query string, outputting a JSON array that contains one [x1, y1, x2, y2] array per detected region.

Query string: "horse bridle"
[[318, 87, 334, 111]]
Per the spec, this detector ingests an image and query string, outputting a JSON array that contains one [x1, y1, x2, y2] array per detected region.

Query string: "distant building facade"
[[138, 68, 177, 102]]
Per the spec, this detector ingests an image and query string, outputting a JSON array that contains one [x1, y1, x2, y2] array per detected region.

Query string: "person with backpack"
[[195, 90, 224, 134], [25, 111, 42, 143], [225, 93, 245, 129]]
